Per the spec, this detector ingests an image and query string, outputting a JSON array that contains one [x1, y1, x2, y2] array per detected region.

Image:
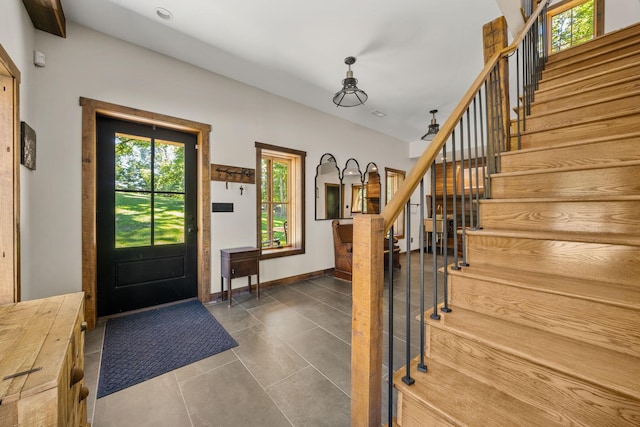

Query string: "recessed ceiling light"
[[155, 7, 173, 20], [371, 110, 386, 117]]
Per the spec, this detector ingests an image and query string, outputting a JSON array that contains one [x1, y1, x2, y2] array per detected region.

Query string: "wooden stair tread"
[[541, 49, 640, 86], [501, 132, 640, 157], [529, 79, 640, 116], [465, 228, 640, 247], [533, 73, 640, 105], [525, 88, 640, 121], [448, 264, 640, 311], [546, 36, 640, 71], [538, 61, 640, 94], [430, 307, 640, 400], [393, 358, 564, 426], [523, 93, 640, 132], [493, 159, 640, 178], [479, 194, 640, 204], [543, 40, 640, 80]]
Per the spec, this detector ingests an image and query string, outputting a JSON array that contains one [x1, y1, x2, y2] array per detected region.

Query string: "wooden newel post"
[[483, 16, 511, 151], [351, 215, 384, 427]]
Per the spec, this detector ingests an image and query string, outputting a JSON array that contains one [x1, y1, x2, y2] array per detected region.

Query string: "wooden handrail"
[[381, 0, 549, 233]]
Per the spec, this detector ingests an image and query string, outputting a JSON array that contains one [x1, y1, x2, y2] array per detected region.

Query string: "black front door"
[[96, 116, 198, 316]]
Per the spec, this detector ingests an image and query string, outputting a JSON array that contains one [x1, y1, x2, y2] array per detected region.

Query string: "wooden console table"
[[0, 293, 89, 426], [220, 247, 260, 307]]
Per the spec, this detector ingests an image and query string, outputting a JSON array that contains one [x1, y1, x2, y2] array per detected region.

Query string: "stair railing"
[[350, 1, 550, 425]]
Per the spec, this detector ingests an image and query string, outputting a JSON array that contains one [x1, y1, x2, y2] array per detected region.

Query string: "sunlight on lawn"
[[116, 192, 184, 247]]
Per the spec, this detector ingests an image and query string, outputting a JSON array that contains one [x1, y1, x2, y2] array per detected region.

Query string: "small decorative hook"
[[240, 185, 244, 196]]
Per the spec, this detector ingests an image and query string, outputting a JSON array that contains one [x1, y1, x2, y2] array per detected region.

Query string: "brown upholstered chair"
[[331, 220, 400, 281]]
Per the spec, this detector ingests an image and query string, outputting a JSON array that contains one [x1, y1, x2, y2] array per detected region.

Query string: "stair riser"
[[539, 53, 640, 88], [536, 64, 640, 102], [543, 42, 640, 79], [501, 137, 640, 172], [479, 200, 640, 236], [427, 326, 640, 426], [397, 393, 455, 427], [519, 114, 640, 148], [529, 79, 640, 116], [524, 94, 640, 132], [546, 22, 640, 64], [465, 234, 640, 287], [491, 164, 640, 199], [449, 275, 640, 357]]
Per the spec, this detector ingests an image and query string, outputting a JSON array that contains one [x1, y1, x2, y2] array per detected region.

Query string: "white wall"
[[604, 0, 640, 31], [22, 22, 411, 300]]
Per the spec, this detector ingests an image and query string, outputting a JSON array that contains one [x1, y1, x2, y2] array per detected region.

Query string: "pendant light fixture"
[[421, 109, 440, 141], [332, 57, 368, 107]]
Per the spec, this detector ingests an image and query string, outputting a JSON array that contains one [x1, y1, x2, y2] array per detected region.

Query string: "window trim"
[[255, 142, 306, 260], [261, 153, 292, 249], [547, 0, 604, 54]]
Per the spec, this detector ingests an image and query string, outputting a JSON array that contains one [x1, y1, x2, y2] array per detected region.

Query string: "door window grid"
[[114, 133, 185, 248]]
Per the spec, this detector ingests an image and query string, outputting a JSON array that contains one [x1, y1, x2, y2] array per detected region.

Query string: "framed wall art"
[[20, 121, 36, 170]]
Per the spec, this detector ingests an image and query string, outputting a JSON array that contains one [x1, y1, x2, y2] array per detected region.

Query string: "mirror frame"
[[314, 153, 342, 220]]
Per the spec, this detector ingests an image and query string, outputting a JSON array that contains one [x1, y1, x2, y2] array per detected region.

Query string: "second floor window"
[[548, 0, 604, 54]]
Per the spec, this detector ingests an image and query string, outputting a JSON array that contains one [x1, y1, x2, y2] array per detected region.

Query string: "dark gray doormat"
[[97, 300, 237, 398]]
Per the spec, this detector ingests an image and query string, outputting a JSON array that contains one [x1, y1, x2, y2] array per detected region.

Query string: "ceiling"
[[60, 0, 504, 143]]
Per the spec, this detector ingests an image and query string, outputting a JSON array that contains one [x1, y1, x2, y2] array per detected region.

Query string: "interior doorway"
[[0, 44, 20, 304]]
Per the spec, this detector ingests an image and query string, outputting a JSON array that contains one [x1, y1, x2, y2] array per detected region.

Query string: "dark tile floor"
[[85, 252, 444, 426]]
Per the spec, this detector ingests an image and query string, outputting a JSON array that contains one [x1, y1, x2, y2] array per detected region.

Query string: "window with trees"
[[256, 142, 305, 259], [548, 0, 604, 54]]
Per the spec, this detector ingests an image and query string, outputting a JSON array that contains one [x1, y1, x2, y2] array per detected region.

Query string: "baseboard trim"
[[208, 268, 334, 301]]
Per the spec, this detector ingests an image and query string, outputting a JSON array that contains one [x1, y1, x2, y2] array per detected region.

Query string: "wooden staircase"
[[392, 22, 640, 426]]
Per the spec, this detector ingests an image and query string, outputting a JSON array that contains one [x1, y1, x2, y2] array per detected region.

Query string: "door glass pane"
[[154, 194, 185, 245], [115, 192, 151, 248], [115, 133, 152, 191], [154, 139, 185, 192]]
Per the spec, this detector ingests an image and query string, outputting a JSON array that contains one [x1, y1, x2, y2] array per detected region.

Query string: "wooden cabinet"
[[220, 247, 260, 307], [0, 292, 88, 427]]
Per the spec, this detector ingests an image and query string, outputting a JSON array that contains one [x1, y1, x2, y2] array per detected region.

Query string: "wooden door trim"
[[80, 97, 211, 329], [0, 43, 20, 304]]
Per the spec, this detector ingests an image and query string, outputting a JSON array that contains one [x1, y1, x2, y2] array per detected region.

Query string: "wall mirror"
[[315, 153, 342, 220], [385, 167, 406, 238], [341, 158, 363, 218], [363, 162, 380, 214]]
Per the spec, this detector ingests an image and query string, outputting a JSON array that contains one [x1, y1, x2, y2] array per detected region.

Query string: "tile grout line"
[[231, 343, 296, 426], [173, 371, 196, 427], [88, 324, 106, 425]]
